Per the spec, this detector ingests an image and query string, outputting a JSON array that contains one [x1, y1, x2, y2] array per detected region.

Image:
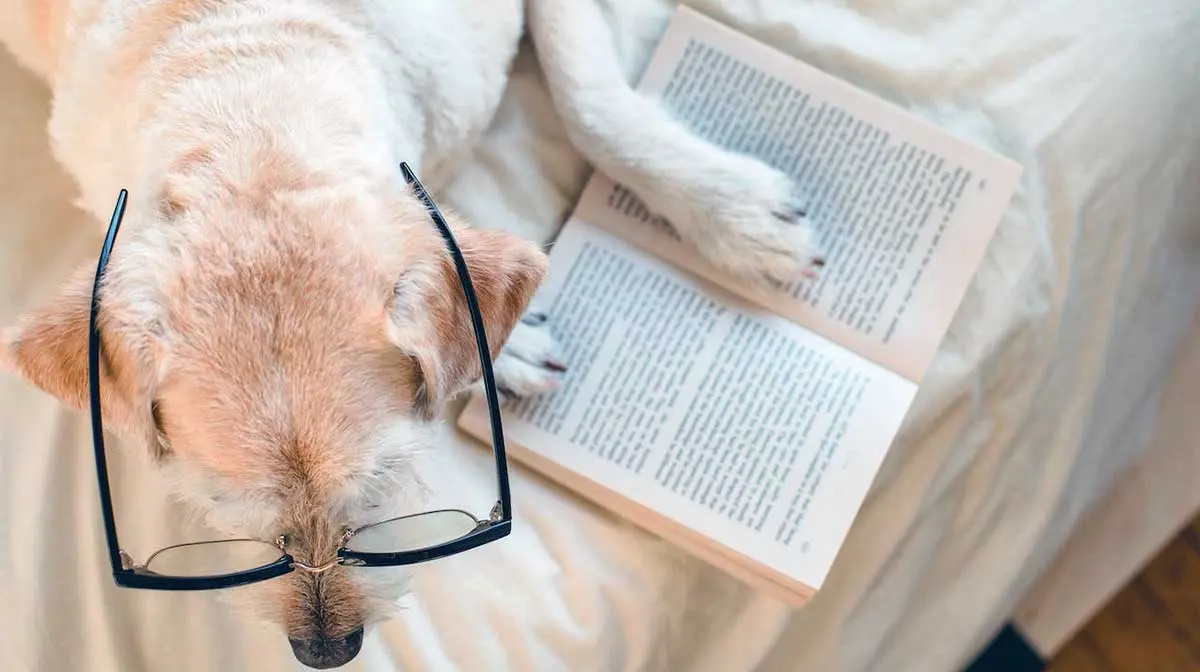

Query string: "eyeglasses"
[[87, 163, 513, 590]]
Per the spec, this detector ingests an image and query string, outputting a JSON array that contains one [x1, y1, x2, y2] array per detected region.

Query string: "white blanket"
[[2, 1, 1198, 671]]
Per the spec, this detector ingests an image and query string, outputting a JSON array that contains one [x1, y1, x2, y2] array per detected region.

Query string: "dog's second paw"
[[492, 312, 567, 399], [666, 154, 825, 287]]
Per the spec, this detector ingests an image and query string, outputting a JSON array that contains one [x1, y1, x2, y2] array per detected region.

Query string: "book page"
[[459, 218, 916, 591], [572, 6, 1023, 382]]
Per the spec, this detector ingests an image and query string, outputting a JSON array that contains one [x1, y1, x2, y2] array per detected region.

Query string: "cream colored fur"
[[0, 0, 821, 667]]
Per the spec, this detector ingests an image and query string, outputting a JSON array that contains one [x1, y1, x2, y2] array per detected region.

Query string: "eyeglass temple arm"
[[399, 163, 512, 521], [89, 188, 131, 575]]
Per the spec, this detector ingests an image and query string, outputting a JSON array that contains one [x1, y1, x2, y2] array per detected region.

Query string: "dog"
[[0, 0, 822, 668]]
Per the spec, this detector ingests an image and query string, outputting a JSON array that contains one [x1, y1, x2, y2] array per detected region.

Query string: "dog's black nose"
[[288, 626, 364, 669]]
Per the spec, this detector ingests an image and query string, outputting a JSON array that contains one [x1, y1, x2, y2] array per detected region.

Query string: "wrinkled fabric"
[[2, 1, 1198, 671]]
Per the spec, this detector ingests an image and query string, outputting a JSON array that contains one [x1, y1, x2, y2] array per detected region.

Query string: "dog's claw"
[[771, 205, 807, 222]]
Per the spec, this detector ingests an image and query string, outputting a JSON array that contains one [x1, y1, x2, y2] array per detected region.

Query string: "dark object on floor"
[[964, 622, 1045, 672]]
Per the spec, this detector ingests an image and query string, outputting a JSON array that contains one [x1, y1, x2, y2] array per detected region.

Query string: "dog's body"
[[1, 0, 821, 667]]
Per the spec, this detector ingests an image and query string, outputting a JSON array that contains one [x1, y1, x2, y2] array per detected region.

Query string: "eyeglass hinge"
[[118, 549, 139, 571], [489, 501, 503, 522]]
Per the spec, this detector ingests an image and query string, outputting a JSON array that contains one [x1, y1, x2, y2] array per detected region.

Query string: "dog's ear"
[[2, 262, 164, 454], [387, 224, 547, 416], [2, 263, 102, 411]]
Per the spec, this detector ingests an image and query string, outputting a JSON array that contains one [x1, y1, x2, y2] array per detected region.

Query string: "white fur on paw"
[[666, 154, 825, 286], [492, 313, 566, 398]]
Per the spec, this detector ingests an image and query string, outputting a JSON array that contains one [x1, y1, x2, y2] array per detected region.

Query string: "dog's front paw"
[[492, 312, 567, 399], [666, 154, 824, 287]]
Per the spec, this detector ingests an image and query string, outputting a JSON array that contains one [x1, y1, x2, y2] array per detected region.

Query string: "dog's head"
[[1, 159, 546, 668]]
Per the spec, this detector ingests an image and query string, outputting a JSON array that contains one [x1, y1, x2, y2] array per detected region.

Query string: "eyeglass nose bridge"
[[291, 557, 341, 575], [275, 528, 358, 575]]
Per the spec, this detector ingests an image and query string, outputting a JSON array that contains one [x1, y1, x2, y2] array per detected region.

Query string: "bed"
[[1, 1, 1197, 670]]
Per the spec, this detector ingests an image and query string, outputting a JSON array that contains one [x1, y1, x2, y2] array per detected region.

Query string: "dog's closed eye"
[[150, 399, 172, 455]]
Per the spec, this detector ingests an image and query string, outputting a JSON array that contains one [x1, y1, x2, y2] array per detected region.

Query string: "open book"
[[457, 5, 1022, 605]]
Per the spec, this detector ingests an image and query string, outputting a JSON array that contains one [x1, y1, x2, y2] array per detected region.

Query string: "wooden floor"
[[1048, 514, 1200, 671]]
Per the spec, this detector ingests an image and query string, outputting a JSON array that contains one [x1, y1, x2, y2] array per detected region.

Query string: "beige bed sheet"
[[3, 1, 1199, 671]]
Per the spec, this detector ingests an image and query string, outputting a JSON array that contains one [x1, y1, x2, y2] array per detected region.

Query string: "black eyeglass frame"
[[88, 163, 514, 591]]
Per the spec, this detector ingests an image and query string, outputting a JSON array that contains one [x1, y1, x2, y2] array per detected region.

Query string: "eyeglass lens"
[[143, 539, 285, 577]]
